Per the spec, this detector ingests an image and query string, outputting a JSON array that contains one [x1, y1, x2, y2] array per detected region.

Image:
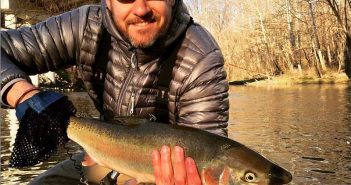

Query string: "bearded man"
[[1, 0, 229, 184]]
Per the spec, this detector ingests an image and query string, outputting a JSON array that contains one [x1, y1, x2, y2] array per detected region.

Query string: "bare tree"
[[323, 0, 351, 78], [3, 0, 99, 24]]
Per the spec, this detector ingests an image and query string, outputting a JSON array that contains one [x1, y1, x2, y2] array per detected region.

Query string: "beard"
[[116, 12, 170, 49], [126, 26, 161, 49]]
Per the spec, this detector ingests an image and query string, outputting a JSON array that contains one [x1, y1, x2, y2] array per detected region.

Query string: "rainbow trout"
[[67, 117, 292, 185]]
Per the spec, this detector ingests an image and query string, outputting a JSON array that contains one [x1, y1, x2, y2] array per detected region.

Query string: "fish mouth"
[[268, 165, 292, 184]]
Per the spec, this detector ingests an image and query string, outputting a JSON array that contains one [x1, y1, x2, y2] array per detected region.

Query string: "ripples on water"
[[1, 85, 351, 184], [229, 84, 351, 185]]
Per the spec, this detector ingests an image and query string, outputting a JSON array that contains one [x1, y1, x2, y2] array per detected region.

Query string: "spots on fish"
[[220, 144, 232, 151]]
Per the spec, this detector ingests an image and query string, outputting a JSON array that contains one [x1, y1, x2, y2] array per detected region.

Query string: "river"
[[1, 84, 351, 184]]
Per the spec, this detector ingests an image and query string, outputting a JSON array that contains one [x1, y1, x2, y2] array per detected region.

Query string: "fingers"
[[185, 157, 202, 185], [152, 149, 163, 185], [152, 146, 174, 185], [172, 146, 186, 185], [123, 178, 138, 185], [152, 146, 202, 185], [160, 146, 174, 185], [152, 146, 177, 185]]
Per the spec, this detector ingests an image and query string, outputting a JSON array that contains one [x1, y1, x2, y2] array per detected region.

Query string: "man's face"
[[106, 0, 175, 48]]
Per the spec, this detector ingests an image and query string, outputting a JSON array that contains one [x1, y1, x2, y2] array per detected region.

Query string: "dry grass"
[[247, 70, 349, 86]]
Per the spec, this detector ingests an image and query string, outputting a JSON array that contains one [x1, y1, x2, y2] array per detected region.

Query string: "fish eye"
[[244, 172, 257, 182]]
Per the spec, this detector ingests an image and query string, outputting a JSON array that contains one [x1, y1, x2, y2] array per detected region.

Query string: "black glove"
[[10, 91, 76, 168]]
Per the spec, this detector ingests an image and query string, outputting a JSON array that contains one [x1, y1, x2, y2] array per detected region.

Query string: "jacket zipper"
[[129, 91, 135, 115], [117, 49, 137, 116]]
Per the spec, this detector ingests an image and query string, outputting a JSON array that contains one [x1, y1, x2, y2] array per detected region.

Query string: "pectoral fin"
[[219, 167, 235, 185], [202, 167, 235, 185], [82, 153, 97, 167], [202, 168, 221, 185]]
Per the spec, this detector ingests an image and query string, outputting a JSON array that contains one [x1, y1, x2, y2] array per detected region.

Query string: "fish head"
[[202, 147, 292, 185]]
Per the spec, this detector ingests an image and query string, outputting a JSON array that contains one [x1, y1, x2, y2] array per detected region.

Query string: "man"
[[1, 0, 229, 184]]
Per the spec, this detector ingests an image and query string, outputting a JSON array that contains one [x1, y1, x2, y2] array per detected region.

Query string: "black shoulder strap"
[[157, 41, 182, 88], [91, 28, 111, 112], [95, 28, 111, 72], [154, 36, 184, 123], [157, 18, 193, 88]]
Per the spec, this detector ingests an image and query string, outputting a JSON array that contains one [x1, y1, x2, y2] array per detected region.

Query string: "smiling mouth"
[[132, 22, 152, 26], [128, 15, 157, 27]]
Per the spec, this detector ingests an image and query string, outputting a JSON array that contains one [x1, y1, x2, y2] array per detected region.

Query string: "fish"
[[67, 116, 292, 185]]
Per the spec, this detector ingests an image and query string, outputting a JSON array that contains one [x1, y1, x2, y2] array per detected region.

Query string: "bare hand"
[[152, 145, 202, 185]]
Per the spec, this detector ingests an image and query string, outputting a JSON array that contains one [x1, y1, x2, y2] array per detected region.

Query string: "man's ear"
[[105, 0, 112, 10]]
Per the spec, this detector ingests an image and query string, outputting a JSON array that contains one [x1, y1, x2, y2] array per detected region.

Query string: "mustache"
[[126, 13, 159, 24]]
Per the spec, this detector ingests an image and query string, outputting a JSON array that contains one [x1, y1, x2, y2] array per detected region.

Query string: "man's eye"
[[117, 0, 165, 3], [117, 0, 135, 4]]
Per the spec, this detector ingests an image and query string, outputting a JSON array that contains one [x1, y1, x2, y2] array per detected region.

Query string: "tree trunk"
[[345, 34, 351, 78], [254, 0, 282, 74], [286, 0, 297, 70], [309, 1, 325, 75], [324, 0, 351, 78]]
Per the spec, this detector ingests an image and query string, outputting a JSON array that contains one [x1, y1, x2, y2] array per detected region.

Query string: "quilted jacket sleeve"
[[176, 50, 229, 137], [0, 6, 93, 107]]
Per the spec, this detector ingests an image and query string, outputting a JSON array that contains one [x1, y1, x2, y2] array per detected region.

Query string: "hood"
[[100, 0, 191, 51]]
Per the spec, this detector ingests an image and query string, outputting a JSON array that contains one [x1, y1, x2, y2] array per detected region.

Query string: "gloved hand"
[[10, 91, 76, 168]]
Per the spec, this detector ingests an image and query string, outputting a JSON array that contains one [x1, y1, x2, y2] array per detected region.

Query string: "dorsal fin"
[[109, 117, 149, 126]]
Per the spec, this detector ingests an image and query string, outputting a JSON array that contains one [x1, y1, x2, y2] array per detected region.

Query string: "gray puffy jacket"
[[0, 1, 229, 136]]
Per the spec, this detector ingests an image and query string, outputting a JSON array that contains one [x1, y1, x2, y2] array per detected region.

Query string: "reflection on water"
[[1, 85, 351, 184], [228, 84, 351, 185]]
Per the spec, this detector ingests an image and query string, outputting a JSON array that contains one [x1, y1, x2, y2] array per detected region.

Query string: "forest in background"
[[185, 0, 351, 82], [2, 0, 351, 82]]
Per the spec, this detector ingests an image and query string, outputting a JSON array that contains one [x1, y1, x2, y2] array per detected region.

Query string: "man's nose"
[[132, 0, 151, 17]]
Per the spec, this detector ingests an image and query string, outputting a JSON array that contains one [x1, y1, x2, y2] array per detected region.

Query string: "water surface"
[[228, 84, 351, 184], [1, 84, 351, 184]]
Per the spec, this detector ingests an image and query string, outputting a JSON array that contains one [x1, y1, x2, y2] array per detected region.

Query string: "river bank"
[[230, 72, 350, 86]]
